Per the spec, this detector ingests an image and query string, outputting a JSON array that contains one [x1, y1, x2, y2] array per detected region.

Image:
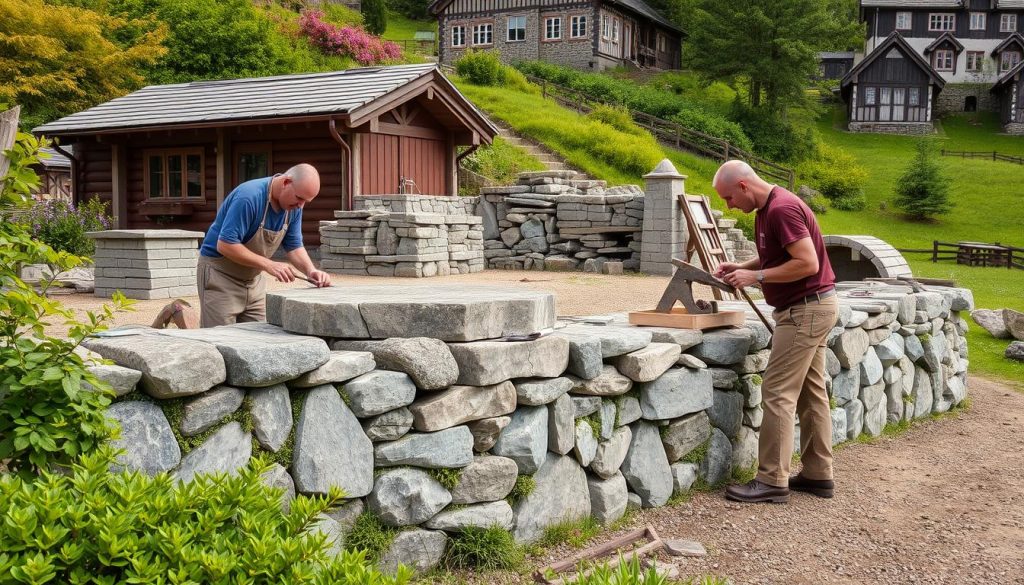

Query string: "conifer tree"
[[893, 139, 953, 220]]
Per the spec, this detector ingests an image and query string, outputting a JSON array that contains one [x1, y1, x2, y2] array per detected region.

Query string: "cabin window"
[[451, 26, 466, 47], [928, 13, 955, 32], [966, 51, 984, 72], [611, 18, 619, 43], [472, 23, 492, 46], [235, 143, 272, 186], [571, 15, 587, 38], [896, 12, 912, 31], [1002, 50, 1022, 72], [933, 49, 954, 71], [545, 17, 562, 40], [970, 12, 986, 31], [908, 87, 920, 106], [602, 15, 610, 39], [657, 34, 667, 53], [145, 148, 204, 200], [864, 86, 877, 106], [1001, 14, 1017, 33], [507, 16, 525, 42]]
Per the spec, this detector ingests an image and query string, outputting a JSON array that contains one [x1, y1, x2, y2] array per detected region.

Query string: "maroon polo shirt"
[[754, 186, 835, 310]]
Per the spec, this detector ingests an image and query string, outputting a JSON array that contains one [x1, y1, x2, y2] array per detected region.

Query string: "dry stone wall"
[[81, 280, 973, 576]]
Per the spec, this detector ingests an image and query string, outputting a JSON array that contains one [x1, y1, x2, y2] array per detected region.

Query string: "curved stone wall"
[[81, 281, 973, 575], [824, 234, 913, 281]]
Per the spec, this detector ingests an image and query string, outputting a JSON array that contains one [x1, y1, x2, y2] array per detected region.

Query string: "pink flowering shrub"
[[299, 10, 402, 65]]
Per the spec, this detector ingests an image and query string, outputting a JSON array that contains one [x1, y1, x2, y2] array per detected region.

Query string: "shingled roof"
[[34, 64, 495, 138]]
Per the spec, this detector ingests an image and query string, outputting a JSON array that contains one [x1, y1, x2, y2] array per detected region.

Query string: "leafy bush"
[[1, 132, 130, 479], [16, 196, 113, 257], [671, 107, 753, 154], [460, 137, 545, 186], [729, 101, 816, 163], [797, 144, 867, 211], [0, 448, 412, 584], [456, 50, 503, 86], [587, 105, 646, 137], [300, 9, 401, 65], [893, 139, 952, 220], [442, 525, 524, 571]]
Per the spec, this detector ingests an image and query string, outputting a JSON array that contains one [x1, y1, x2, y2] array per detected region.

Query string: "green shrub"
[[442, 525, 525, 571], [797, 144, 867, 210], [893, 139, 952, 220], [1, 132, 131, 479], [506, 474, 535, 504], [459, 137, 545, 186], [730, 101, 816, 163], [0, 447, 411, 584], [456, 50, 503, 85], [361, 0, 387, 35], [16, 196, 113, 258], [587, 104, 645, 137], [345, 512, 399, 563]]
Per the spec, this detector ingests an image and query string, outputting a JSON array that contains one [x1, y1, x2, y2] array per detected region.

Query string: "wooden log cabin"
[[33, 64, 497, 247]]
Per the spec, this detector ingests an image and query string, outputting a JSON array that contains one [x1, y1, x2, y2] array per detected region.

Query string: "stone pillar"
[[88, 229, 204, 300], [640, 159, 687, 275]]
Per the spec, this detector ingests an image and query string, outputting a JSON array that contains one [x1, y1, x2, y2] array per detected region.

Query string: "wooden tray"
[[628, 308, 745, 330]]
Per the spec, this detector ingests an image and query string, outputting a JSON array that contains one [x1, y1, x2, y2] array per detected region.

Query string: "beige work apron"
[[198, 186, 290, 327]]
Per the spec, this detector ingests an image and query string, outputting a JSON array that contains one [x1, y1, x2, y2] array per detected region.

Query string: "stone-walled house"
[[430, 0, 683, 71], [848, 0, 1024, 133]]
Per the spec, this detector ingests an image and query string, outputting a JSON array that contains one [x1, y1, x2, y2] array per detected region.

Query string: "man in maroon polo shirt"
[[711, 160, 839, 504]]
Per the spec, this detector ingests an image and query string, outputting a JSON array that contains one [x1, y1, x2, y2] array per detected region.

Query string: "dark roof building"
[[34, 64, 497, 246]]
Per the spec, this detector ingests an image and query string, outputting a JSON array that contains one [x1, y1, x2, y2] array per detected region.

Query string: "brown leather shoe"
[[788, 474, 835, 498], [724, 479, 790, 504]]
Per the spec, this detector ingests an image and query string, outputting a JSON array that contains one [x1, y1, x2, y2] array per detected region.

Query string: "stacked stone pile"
[[319, 208, 484, 278], [713, 211, 758, 264], [89, 229, 203, 300], [81, 282, 972, 577], [478, 171, 644, 273]]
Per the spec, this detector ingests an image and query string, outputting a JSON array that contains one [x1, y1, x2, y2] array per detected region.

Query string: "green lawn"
[[382, 11, 436, 43]]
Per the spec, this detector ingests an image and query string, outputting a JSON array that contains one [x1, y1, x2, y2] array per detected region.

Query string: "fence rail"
[[898, 240, 1024, 270], [940, 149, 1024, 165], [527, 75, 796, 189]]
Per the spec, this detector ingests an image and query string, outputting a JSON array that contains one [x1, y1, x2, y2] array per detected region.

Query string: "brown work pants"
[[757, 295, 839, 487], [197, 256, 267, 328]]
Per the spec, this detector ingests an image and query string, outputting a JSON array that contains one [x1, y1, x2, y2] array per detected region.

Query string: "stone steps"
[[491, 121, 592, 179]]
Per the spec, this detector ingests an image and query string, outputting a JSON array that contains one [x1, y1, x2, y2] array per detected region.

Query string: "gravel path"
[[45, 271, 1024, 583]]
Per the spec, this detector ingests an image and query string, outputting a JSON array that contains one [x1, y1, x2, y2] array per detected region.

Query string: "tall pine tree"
[[362, 0, 387, 36], [894, 139, 953, 220]]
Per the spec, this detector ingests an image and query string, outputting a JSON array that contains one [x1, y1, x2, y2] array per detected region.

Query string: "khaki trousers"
[[196, 256, 268, 328], [757, 295, 839, 487]]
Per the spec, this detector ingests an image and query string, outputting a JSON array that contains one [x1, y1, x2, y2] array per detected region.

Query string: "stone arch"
[[823, 235, 912, 281]]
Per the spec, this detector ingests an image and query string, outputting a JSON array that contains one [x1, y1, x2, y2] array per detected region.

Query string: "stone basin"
[[267, 285, 556, 342]]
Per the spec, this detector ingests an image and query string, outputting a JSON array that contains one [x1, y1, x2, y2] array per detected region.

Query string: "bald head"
[[711, 160, 773, 214], [274, 163, 320, 211], [285, 164, 320, 195]]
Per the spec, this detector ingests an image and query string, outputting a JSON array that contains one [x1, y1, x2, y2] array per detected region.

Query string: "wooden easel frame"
[[678, 193, 736, 302]]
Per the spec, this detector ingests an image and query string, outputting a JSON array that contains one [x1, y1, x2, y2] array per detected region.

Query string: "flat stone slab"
[[268, 285, 556, 342]]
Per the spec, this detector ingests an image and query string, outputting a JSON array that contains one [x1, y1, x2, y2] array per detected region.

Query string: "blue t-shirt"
[[200, 177, 304, 258]]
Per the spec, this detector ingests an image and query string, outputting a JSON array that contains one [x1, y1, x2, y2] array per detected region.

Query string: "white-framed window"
[[896, 12, 912, 31], [1001, 14, 1018, 32], [545, 17, 561, 40], [657, 34, 666, 53], [880, 87, 891, 106], [970, 12, 986, 30], [966, 50, 984, 72], [611, 18, 619, 43], [1001, 50, 1022, 72], [908, 87, 920, 106], [472, 23, 492, 46], [507, 16, 525, 42], [864, 86, 877, 105], [601, 15, 609, 39], [929, 13, 955, 31], [933, 49, 954, 71], [451, 25, 466, 47], [571, 15, 587, 38]]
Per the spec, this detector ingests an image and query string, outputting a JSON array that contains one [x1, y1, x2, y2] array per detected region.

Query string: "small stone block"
[[663, 539, 706, 557]]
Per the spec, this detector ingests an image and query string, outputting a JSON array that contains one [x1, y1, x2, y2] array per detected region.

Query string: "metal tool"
[[657, 259, 774, 334]]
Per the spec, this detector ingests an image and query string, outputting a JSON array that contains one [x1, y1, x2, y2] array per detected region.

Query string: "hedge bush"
[[797, 143, 867, 211], [0, 448, 412, 585], [456, 50, 503, 86]]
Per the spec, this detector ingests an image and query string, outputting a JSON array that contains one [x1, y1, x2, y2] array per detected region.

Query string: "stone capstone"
[[449, 335, 569, 386], [555, 324, 653, 358], [374, 426, 474, 469], [409, 381, 517, 432], [292, 385, 374, 497], [333, 338, 458, 391], [174, 421, 252, 483], [83, 332, 226, 398], [620, 421, 673, 507], [107, 401, 181, 475], [180, 385, 244, 437], [450, 455, 519, 504], [511, 453, 591, 544], [249, 383, 293, 452], [369, 468, 452, 526]]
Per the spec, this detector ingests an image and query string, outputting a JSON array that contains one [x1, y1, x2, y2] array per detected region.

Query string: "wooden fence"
[[898, 240, 1024, 270], [940, 149, 1024, 165], [528, 75, 796, 189]]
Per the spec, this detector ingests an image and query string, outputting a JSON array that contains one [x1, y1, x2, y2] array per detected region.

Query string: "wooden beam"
[[216, 128, 228, 208], [111, 143, 128, 229], [351, 132, 362, 198]]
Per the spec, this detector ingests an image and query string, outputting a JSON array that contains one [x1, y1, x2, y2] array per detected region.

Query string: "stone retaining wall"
[[88, 229, 203, 300], [80, 280, 974, 576], [847, 121, 935, 135]]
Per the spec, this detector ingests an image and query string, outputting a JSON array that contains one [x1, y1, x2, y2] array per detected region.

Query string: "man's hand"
[[263, 260, 296, 283], [308, 269, 331, 288], [721, 269, 759, 289], [714, 262, 741, 279]]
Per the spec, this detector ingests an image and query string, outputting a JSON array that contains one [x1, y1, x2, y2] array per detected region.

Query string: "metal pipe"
[[328, 119, 353, 211]]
